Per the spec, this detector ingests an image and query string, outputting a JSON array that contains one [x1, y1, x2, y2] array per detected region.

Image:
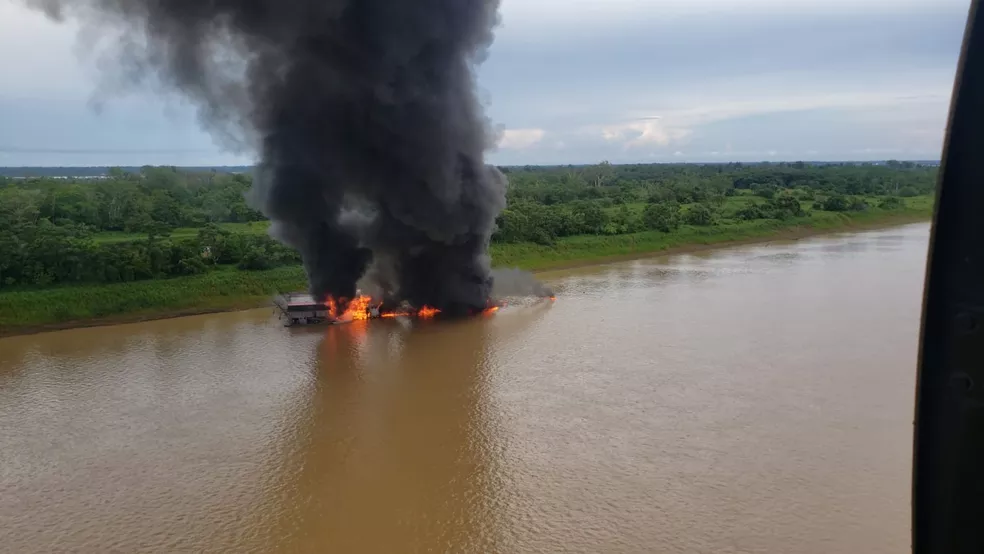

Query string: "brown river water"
[[0, 223, 928, 553]]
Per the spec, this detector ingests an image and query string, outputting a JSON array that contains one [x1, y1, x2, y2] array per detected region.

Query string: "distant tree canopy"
[[0, 165, 253, 178], [1, 167, 263, 234], [0, 167, 275, 288], [501, 161, 935, 205], [0, 161, 935, 289]]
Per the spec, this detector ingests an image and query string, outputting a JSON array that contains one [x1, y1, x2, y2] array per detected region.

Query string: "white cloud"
[[600, 118, 692, 147], [498, 128, 545, 149], [623, 86, 951, 130]]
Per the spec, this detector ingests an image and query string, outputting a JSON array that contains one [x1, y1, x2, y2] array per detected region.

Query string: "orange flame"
[[346, 295, 373, 321], [324, 295, 374, 321], [324, 295, 445, 321]]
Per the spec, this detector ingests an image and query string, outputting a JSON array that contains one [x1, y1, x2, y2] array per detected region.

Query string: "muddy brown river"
[[0, 224, 928, 553]]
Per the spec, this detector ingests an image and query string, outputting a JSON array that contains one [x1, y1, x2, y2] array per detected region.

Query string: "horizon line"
[[0, 159, 942, 171]]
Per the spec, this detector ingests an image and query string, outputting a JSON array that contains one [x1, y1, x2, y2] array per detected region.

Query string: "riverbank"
[[0, 207, 931, 337], [492, 209, 931, 273]]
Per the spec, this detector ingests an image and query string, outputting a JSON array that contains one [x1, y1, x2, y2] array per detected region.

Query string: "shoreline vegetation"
[[1, 162, 938, 337], [1, 209, 930, 337]]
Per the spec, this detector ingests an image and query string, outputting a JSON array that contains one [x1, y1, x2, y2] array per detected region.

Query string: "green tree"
[[753, 185, 777, 199], [735, 204, 766, 221], [683, 203, 715, 226], [606, 204, 639, 234], [879, 196, 906, 210], [494, 209, 530, 243], [642, 203, 680, 232], [766, 195, 805, 219], [849, 197, 869, 211], [573, 202, 609, 234], [822, 195, 850, 212]]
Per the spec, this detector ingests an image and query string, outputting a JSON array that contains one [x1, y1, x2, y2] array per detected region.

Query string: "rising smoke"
[[28, 0, 552, 314]]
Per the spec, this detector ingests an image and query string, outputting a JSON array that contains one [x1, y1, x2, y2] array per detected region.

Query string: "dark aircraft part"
[[913, 0, 984, 552]]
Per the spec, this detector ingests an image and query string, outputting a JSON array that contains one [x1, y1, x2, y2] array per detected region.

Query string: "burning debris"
[[274, 291, 505, 327], [27, 0, 552, 316], [327, 294, 443, 322]]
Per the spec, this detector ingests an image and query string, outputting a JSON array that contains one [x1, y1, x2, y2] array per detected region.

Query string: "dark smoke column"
[[29, 0, 507, 314]]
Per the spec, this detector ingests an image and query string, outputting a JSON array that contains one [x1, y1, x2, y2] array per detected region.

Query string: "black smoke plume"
[[29, 0, 513, 315]]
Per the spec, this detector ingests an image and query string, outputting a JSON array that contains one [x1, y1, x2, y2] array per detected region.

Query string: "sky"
[[0, 0, 971, 166]]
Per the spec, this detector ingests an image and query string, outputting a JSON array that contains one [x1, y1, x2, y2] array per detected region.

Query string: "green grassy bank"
[[0, 205, 931, 336], [0, 267, 308, 336]]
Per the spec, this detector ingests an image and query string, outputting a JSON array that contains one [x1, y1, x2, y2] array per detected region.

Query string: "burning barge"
[[273, 291, 498, 327]]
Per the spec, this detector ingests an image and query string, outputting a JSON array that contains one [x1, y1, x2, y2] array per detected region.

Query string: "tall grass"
[[1, 202, 931, 334]]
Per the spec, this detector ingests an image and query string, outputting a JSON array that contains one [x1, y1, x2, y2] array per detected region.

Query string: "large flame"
[[345, 296, 373, 321], [319, 294, 524, 323], [323, 295, 444, 322]]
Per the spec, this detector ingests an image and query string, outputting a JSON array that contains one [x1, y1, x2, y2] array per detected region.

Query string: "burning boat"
[[273, 290, 489, 327], [273, 289, 555, 327]]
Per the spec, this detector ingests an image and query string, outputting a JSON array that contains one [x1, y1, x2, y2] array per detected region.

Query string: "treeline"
[[493, 193, 910, 246], [0, 220, 300, 288], [0, 165, 252, 178], [0, 161, 935, 289], [492, 161, 934, 245], [0, 166, 263, 232], [501, 160, 934, 205]]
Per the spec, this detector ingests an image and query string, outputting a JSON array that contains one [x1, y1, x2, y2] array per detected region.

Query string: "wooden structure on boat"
[[273, 292, 331, 326]]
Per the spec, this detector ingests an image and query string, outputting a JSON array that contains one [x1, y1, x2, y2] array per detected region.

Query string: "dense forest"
[[0, 161, 937, 289]]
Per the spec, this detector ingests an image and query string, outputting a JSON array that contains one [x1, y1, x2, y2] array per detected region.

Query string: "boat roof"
[[279, 292, 323, 307]]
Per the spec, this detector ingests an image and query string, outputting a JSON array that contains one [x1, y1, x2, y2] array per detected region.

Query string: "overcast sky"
[[0, 0, 970, 166]]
